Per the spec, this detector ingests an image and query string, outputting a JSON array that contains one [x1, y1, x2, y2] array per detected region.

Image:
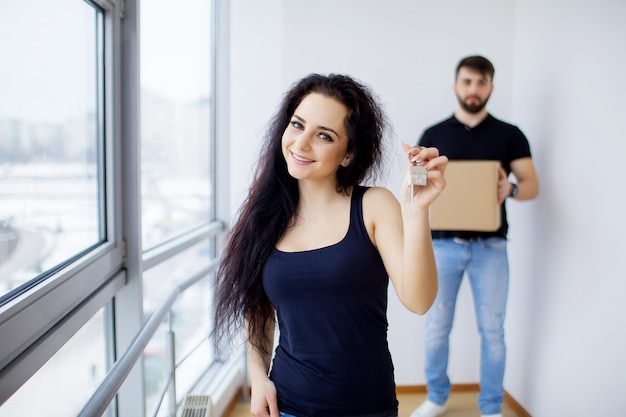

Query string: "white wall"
[[229, 1, 626, 416], [505, 1, 626, 416]]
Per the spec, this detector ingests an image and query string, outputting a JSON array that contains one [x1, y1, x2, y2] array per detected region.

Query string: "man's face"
[[454, 67, 494, 114]]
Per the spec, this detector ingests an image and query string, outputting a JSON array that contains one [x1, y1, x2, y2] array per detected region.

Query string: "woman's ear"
[[340, 153, 352, 167]]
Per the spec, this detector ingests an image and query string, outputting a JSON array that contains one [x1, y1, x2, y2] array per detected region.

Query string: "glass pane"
[[0, 307, 111, 417], [142, 241, 215, 416], [172, 278, 214, 393], [140, 0, 213, 250], [0, 1, 103, 300]]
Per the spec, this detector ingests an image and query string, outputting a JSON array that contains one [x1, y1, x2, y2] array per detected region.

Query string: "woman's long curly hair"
[[214, 73, 388, 354]]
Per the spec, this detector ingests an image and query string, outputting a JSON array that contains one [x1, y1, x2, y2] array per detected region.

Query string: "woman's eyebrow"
[[292, 114, 339, 137], [318, 125, 339, 137]]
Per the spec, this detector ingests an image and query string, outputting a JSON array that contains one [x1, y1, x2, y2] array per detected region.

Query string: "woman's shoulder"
[[361, 186, 399, 211], [361, 185, 395, 197]]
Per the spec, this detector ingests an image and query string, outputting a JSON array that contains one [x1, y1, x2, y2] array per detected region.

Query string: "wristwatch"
[[509, 183, 519, 198]]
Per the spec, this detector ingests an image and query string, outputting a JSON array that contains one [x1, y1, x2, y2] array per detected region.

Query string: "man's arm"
[[498, 157, 539, 204]]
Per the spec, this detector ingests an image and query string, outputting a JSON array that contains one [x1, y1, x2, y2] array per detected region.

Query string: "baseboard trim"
[[222, 383, 531, 417], [503, 390, 532, 417], [396, 383, 480, 394], [396, 384, 531, 417]]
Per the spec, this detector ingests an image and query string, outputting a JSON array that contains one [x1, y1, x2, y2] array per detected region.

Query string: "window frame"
[[0, 0, 227, 413], [0, 0, 125, 405]]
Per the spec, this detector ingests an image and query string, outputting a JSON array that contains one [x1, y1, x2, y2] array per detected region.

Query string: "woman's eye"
[[290, 120, 303, 129], [318, 132, 333, 141]]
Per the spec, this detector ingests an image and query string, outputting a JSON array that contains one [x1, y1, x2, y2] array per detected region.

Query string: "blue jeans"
[[424, 237, 509, 415]]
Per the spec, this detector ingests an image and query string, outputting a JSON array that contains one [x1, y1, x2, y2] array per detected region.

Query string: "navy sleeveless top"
[[263, 186, 398, 417]]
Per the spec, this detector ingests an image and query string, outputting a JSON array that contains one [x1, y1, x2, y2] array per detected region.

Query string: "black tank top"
[[263, 186, 398, 417]]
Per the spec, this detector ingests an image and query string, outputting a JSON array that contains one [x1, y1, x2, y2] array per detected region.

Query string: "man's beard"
[[457, 94, 490, 114]]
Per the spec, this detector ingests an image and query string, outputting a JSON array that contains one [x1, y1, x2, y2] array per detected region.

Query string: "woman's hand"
[[250, 377, 279, 417], [401, 143, 447, 208]]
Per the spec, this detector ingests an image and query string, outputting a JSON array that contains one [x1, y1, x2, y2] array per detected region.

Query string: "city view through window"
[[0, 0, 103, 301], [0, 0, 217, 415]]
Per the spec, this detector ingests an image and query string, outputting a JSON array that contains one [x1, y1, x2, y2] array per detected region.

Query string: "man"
[[411, 55, 539, 417]]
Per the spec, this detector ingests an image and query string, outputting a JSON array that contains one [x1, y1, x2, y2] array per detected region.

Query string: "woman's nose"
[[293, 130, 312, 149]]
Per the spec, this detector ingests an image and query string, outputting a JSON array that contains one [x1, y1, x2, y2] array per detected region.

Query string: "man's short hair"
[[456, 55, 495, 80]]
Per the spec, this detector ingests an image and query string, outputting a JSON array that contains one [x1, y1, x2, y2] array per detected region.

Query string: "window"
[[140, 2, 217, 414], [143, 241, 215, 415], [0, 307, 110, 417], [0, 0, 104, 303], [0, 1, 223, 415], [140, 0, 213, 250]]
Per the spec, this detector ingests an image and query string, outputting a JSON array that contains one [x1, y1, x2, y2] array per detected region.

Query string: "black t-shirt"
[[419, 114, 532, 239]]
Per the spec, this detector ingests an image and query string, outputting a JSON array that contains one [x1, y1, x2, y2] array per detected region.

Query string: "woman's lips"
[[291, 152, 314, 163]]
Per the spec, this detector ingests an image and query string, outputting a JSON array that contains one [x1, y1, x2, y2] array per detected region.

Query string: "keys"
[[409, 163, 428, 186], [408, 163, 427, 203]]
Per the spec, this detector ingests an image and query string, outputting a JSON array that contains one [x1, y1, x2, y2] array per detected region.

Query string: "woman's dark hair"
[[213, 73, 388, 354]]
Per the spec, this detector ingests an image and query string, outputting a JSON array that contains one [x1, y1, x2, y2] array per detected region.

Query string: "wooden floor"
[[226, 391, 522, 417]]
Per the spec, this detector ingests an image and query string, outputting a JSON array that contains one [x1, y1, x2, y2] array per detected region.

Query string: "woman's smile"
[[290, 152, 315, 164]]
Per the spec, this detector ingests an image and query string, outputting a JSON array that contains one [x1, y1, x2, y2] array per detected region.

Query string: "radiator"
[[181, 395, 212, 417]]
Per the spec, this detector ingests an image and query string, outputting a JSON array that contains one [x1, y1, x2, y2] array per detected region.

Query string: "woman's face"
[[281, 92, 352, 183]]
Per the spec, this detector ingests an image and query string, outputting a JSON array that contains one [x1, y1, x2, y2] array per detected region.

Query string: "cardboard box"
[[429, 160, 501, 232]]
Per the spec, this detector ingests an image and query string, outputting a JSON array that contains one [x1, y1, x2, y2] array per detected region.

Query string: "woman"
[[215, 73, 447, 417]]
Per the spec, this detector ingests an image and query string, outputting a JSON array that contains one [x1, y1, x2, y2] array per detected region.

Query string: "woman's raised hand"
[[401, 143, 447, 208]]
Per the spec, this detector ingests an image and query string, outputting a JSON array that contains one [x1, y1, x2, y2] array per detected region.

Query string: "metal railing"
[[78, 221, 226, 417]]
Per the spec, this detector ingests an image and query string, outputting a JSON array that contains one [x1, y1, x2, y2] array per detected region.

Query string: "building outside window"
[[0, 0, 104, 304], [0, 0, 220, 416]]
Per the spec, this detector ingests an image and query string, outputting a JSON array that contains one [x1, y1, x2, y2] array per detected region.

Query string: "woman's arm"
[[367, 146, 447, 314], [247, 319, 279, 417]]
